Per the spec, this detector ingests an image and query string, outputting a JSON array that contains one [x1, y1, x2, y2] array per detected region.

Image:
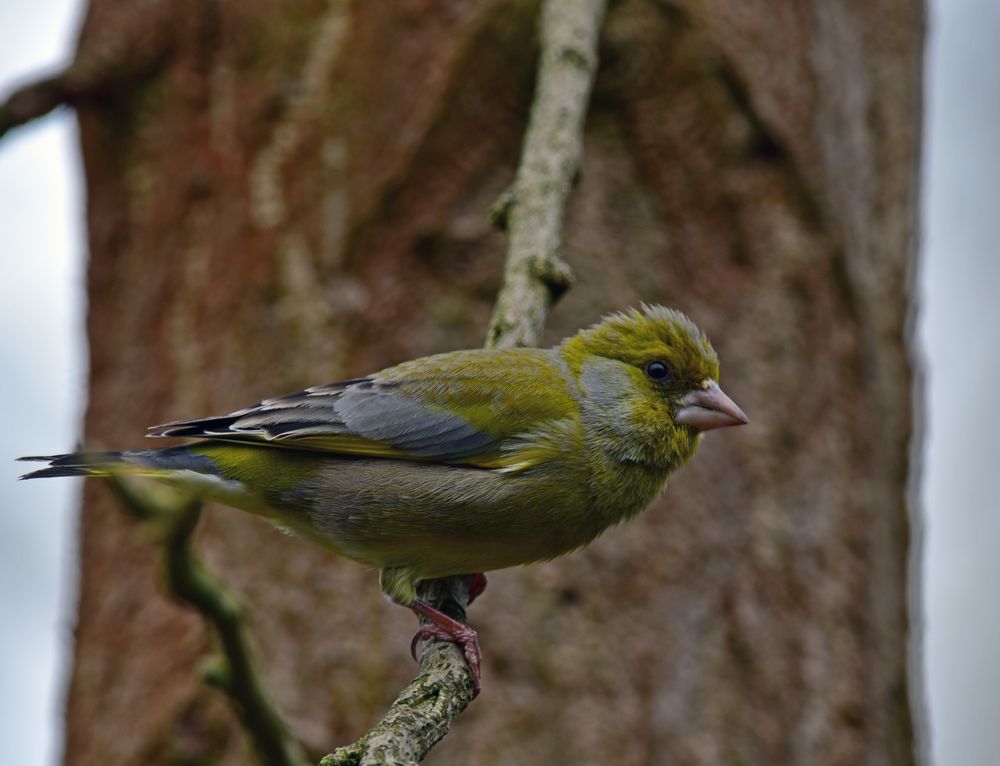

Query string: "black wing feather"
[[147, 376, 497, 462]]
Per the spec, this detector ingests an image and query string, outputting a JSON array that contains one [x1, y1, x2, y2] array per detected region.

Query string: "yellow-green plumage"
[[19, 305, 746, 606]]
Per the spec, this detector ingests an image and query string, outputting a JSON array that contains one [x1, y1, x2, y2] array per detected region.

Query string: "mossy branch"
[[107, 475, 308, 766], [327, 0, 608, 763], [321, 579, 477, 766]]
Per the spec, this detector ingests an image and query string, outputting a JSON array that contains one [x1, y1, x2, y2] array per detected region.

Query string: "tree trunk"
[[63, 1, 923, 764]]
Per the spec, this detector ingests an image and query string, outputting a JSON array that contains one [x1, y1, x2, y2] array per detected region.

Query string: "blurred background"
[[1, 0, 997, 764]]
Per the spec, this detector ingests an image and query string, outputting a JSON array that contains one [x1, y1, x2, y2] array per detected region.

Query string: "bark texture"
[[61, 0, 922, 764]]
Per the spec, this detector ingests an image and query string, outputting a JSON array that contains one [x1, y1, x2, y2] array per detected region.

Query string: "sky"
[[0, 2, 84, 766], [921, 1, 1000, 763], [0, 2, 998, 765]]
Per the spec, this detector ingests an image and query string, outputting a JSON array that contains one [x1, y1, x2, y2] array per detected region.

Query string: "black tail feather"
[[17, 446, 221, 481], [17, 451, 124, 480], [19, 465, 93, 479]]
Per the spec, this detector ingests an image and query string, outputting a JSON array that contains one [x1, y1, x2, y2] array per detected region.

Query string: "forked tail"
[[17, 447, 218, 480]]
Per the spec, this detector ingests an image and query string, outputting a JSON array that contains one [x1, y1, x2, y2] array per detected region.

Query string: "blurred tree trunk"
[[64, 0, 924, 764]]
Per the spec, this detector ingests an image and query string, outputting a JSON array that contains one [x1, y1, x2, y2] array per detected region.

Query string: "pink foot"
[[466, 573, 487, 605], [409, 599, 482, 696]]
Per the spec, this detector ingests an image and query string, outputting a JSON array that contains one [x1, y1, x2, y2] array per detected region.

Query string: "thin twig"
[[325, 0, 608, 763], [107, 475, 309, 766], [0, 4, 173, 142], [0, 72, 79, 140]]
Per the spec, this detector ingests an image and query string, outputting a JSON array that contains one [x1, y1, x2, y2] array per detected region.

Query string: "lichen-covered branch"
[[485, 0, 607, 349], [325, 1, 607, 764], [320, 642, 474, 766], [321, 579, 476, 766], [107, 476, 308, 766]]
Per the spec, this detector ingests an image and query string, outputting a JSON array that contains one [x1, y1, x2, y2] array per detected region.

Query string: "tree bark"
[[57, 0, 923, 764]]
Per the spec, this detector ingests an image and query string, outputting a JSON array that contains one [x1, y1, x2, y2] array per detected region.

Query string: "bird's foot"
[[466, 572, 487, 605], [409, 599, 482, 696]]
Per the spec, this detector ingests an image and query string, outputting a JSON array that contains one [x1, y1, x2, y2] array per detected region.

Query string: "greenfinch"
[[20, 304, 746, 691]]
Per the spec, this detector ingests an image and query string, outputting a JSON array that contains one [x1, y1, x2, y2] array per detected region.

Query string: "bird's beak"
[[675, 380, 748, 432]]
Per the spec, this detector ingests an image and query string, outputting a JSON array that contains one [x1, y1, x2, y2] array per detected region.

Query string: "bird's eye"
[[645, 361, 670, 381]]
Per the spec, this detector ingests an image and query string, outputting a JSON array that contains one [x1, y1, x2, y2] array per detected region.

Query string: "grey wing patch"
[[148, 378, 369, 439], [149, 377, 497, 461]]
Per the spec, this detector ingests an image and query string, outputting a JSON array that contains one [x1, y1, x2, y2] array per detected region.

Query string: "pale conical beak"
[[675, 380, 748, 432]]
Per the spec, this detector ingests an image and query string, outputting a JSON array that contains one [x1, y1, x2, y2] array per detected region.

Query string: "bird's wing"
[[149, 348, 581, 472]]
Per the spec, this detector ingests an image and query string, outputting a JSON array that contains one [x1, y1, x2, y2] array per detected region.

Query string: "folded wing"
[[149, 348, 580, 472]]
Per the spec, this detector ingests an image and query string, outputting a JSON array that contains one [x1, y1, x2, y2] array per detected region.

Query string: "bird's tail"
[[17, 446, 215, 481], [18, 444, 293, 527]]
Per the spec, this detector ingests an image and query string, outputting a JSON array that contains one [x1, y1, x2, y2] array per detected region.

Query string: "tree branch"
[[107, 476, 309, 766], [321, 579, 477, 766], [325, 0, 608, 763], [0, 71, 80, 140], [486, 0, 606, 349], [0, 2, 173, 141]]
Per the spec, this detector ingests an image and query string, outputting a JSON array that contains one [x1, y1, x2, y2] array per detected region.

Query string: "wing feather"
[[148, 349, 581, 472]]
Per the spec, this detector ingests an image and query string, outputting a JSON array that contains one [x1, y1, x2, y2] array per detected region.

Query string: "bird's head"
[[560, 304, 747, 468]]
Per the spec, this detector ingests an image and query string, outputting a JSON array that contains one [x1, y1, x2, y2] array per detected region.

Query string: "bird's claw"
[[410, 621, 482, 696]]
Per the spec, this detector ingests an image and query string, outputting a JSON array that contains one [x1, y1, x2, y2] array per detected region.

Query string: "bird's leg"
[[466, 572, 487, 605], [409, 598, 482, 696]]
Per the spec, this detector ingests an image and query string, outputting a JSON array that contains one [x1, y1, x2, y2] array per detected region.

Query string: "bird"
[[19, 304, 746, 693]]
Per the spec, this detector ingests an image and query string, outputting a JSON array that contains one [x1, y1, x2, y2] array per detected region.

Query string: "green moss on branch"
[[107, 476, 308, 766]]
